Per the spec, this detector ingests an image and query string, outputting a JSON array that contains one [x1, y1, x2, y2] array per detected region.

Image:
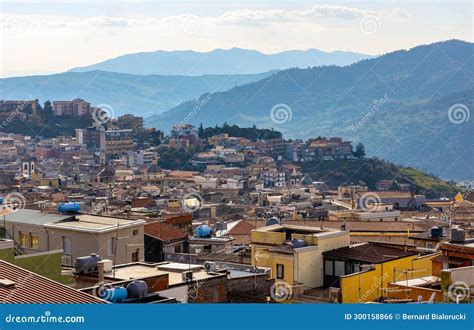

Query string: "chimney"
[[97, 261, 104, 290]]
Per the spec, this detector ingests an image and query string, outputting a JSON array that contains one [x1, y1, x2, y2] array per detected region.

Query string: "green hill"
[[149, 40, 474, 180], [0, 70, 275, 117], [300, 158, 459, 199]]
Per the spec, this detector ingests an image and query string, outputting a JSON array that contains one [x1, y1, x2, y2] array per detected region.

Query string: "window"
[[352, 263, 361, 273], [107, 237, 115, 257], [62, 236, 71, 254], [335, 261, 345, 276], [324, 260, 333, 276], [19, 232, 28, 247], [132, 249, 139, 262], [276, 264, 284, 279], [30, 234, 39, 249], [133, 229, 139, 236]]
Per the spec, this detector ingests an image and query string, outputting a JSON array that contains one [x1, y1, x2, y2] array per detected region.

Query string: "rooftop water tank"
[[291, 238, 306, 248], [195, 225, 212, 238], [430, 227, 443, 238], [451, 228, 465, 243], [126, 280, 148, 299], [265, 217, 280, 226], [215, 221, 227, 231], [57, 202, 80, 214], [74, 253, 101, 274], [100, 286, 128, 303]]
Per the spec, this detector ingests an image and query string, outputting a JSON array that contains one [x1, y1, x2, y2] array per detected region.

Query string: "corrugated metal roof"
[[0, 260, 106, 304], [322, 243, 415, 263]]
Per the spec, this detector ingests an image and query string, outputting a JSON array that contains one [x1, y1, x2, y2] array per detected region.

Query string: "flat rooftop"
[[255, 224, 344, 236], [106, 263, 220, 286], [2, 209, 73, 225], [44, 214, 145, 233], [392, 276, 440, 287]]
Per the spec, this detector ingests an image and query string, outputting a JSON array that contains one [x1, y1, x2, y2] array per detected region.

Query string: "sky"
[[0, 0, 472, 77]]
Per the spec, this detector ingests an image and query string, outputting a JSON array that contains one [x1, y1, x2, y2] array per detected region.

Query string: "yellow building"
[[322, 242, 438, 303], [250, 224, 350, 290]]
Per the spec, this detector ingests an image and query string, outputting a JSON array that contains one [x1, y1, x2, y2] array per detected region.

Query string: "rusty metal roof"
[[0, 260, 107, 304]]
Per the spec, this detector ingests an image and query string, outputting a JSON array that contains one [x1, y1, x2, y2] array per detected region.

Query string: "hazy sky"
[[0, 0, 472, 77]]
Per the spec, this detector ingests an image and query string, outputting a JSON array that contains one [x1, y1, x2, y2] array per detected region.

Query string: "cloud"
[[3, 4, 374, 31], [219, 5, 371, 24]]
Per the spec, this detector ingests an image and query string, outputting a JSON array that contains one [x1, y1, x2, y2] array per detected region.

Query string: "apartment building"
[[2, 209, 145, 267], [53, 98, 91, 116], [251, 224, 350, 289]]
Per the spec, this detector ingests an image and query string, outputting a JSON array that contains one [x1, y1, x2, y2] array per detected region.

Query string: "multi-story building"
[[117, 114, 144, 132], [0, 100, 36, 112], [0, 137, 17, 160], [53, 98, 90, 116], [251, 224, 350, 289], [100, 128, 134, 157], [170, 124, 198, 139], [2, 209, 145, 267], [261, 168, 286, 188]]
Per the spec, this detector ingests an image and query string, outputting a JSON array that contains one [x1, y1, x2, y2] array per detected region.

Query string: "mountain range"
[[0, 70, 275, 116], [68, 48, 373, 76], [149, 40, 474, 180]]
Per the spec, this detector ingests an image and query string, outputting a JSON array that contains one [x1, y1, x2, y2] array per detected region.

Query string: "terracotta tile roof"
[[0, 260, 106, 304], [145, 221, 188, 242]]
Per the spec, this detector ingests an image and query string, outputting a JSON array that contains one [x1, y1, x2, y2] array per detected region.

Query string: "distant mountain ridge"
[[148, 40, 474, 180], [0, 70, 275, 116], [68, 48, 373, 75]]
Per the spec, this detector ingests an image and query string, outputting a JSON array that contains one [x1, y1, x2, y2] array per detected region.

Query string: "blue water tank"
[[58, 202, 81, 214], [266, 217, 280, 226], [195, 225, 212, 238], [291, 239, 306, 248], [126, 280, 148, 299], [100, 286, 128, 303]]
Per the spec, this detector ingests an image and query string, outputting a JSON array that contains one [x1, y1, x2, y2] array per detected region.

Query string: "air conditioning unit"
[[182, 271, 193, 282], [204, 261, 216, 272]]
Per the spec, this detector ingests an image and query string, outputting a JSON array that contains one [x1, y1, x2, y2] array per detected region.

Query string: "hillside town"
[[0, 98, 473, 304]]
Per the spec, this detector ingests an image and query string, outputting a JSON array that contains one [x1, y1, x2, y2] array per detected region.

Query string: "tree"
[[198, 123, 204, 138], [354, 143, 366, 159], [41, 100, 54, 119]]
